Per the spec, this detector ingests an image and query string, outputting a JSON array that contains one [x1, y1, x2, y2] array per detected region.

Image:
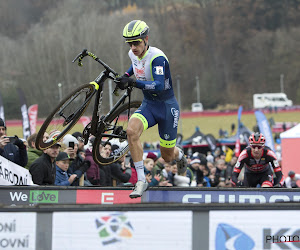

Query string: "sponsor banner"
[[76, 190, 141, 204], [0, 212, 36, 249], [147, 190, 300, 204], [0, 91, 5, 121], [53, 211, 192, 250], [255, 110, 276, 151], [0, 156, 34, 185], [235, 105, 243, 156], [17, 88, 31, 140], [0, 189, 77, 205], [209, 210, 300, 250], [28, 104, 38, 134]]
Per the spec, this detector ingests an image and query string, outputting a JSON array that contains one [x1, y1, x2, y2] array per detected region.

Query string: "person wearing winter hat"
[[285, 171, 300, 188], [62, 134, 91, 186], [0, 118, 28, 167], [72, 131, 85, 150], [55, 152, 78, 186], [146, 152, 158, 162]]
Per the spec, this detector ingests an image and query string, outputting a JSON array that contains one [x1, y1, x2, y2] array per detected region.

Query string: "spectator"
[[215, 159, 228, 183], [201, 166, 211, 187], [208, 167, 219, 187], [162, 160, 175, 179], [85, 142, 101, 186], [285, 171, 300, 188], [206, 151, 214, 164], [99, 141, 113, 186], [197, 161, 210, 187], [29, 131, 61, 185], [128, 157, 138, 185], [144, 158, 160, 186], [172, 164, 190, 187], [55, 152, 77, 186], [187, 158, 201, 186], [0, 118, 28, 167], [224, 145, 234, 163], [72, 131, 85, 151], [110, 145, 132, 186], [62, 134, 91, 186], [25, 133, 43, 169], [150, 152, 164, 176]]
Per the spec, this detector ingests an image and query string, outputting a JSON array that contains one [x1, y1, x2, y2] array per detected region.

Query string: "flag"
[[255, 110, 275, 151], [17, 88, 31, 139], [0, 92, 5, 121], [235, 106, 243, 157], [28, 104, 38, 134]]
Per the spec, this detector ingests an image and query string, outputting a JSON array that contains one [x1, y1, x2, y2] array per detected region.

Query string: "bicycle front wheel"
[[36, 83, 96, 150], [92, 101, 142, 165]]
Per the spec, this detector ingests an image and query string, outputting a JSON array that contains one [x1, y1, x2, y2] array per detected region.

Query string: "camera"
[[5, 136, 17, 144], [69, 141, 75, 149]]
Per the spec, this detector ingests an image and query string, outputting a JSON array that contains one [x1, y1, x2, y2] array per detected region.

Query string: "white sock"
[[134, 161, 146, 182], [176, 149, 183, 161]]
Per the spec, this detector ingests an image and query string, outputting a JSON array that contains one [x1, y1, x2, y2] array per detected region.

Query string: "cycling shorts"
[[131, 97, 179, 148], [244, 168, 273, 187]]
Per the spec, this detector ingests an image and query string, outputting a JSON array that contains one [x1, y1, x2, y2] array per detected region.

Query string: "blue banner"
[[145, 190, 300, 204], [255, 110, 275, 151]]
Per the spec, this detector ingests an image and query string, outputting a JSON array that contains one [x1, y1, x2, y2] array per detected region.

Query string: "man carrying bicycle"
[[114, 20, 187, 198]]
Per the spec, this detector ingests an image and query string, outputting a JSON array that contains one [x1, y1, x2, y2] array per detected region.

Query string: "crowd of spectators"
[[0, 118, 298, 188]]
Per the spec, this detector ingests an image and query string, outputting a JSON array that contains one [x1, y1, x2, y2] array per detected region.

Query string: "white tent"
[[280, 123, 300, 178]]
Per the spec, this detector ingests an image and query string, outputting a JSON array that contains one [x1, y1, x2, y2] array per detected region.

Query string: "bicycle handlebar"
[[72, 49, 119, 78]]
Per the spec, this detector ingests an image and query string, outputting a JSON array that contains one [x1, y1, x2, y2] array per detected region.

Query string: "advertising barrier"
[[0, 212, 36, 249], [52, 211, 192, 250], [0, 156, 33, 185], [146, 190, 300, 204], [2, 187, 300, 206], [209, 210, 300, 250], [76, 190, 141, 204]]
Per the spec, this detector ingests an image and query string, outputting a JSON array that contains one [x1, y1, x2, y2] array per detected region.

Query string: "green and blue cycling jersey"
[[125, 46, 179, 148]]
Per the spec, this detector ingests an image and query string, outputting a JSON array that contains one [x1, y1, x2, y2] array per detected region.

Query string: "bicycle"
[[35, 49, 141, 165]]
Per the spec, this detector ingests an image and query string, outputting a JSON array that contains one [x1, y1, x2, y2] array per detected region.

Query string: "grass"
[[7, 110, 300, 142]]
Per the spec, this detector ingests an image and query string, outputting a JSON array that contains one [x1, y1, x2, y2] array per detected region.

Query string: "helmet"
[[288, 170, 295, 178], [123, 20, 149, 42], [249, 132, 266, 144]]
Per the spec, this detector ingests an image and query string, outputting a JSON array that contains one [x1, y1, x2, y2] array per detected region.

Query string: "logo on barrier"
[[29, 190, 58, 203], [95, 212, 133, 245], [216, 223, 255, 250], [264, 228, 300, 249]]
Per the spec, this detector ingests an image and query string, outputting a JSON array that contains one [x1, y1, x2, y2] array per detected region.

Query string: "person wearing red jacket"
[[231, 132, 284, 188]]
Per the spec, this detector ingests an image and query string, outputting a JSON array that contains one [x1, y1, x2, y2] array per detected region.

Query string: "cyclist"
[[114, 20, 187, 198], [231, 132, 284, 188]]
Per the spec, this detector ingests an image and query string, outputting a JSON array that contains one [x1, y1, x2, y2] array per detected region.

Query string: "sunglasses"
[[250, 144, 264, 149], [127, 40, 142, 47]]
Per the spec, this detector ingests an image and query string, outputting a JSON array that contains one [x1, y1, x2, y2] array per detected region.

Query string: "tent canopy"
[[280, 123, 300, 139]]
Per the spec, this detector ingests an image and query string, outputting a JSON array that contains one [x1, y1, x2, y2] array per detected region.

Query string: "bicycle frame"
[[89, 71, 133, 137], [73, 49, 134, 140]]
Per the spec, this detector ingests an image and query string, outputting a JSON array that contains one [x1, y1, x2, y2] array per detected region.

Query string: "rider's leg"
[[160, 142, 187, 175], [126, 117, 145, 182], [160, 146, 182, 162]]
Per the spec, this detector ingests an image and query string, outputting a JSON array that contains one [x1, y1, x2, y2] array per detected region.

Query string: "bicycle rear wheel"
[[36, 83, 96, 150], [92, 101, 142, 165]]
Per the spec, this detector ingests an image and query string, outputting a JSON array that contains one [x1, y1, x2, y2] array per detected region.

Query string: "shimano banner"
[[17, 88, 31, 140], [255, 110, 275, 151]]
